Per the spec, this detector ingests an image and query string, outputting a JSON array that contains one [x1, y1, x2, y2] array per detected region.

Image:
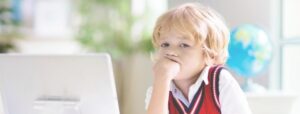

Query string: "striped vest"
[[168, 66, 223, 114]]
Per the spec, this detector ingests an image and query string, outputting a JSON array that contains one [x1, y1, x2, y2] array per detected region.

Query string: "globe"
[[226, 24, 272, 78]]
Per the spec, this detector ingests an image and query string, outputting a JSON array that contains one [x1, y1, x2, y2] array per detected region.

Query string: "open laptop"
[[0, 54, 119, 114]]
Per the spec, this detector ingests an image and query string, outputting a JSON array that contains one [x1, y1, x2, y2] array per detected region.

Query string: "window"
[[281, 0, 300, 92]]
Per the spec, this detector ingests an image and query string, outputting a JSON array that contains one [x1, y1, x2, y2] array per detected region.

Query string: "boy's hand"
[[152, 56, 180, 82]]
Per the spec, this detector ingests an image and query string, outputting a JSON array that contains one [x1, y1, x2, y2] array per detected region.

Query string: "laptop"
[[0, 54, 119, 114]]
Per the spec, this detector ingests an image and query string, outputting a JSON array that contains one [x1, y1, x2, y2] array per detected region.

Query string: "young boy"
[[145, 3, 252, 114]]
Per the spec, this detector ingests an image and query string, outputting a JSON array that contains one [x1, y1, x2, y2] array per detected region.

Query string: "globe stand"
[[242, 78, 266, 93]]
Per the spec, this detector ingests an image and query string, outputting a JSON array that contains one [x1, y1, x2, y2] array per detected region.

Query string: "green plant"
[[0, 0, 20, 53], [75, 0, 154, 59]]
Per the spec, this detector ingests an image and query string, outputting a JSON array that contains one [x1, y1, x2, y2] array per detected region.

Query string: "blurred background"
[[0, 0, 300, 114]]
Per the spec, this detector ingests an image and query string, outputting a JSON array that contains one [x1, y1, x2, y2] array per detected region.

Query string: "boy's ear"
[[204, 58, 213, 66], [203, 51, 214, 66], [202, 52, 209, 65]]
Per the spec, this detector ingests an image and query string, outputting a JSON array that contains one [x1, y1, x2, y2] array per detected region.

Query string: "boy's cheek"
[[153, 53, 164, 61]]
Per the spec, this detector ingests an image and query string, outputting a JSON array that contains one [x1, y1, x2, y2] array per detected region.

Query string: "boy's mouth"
[[166, 56, 180, 64]]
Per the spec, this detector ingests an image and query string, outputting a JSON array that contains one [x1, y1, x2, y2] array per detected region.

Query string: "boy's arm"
[[147, 77, 171, 114], [147, 57, 180, 114]]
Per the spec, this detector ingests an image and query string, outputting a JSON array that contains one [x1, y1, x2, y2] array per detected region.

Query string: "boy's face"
[[156, 29, 206, 80]]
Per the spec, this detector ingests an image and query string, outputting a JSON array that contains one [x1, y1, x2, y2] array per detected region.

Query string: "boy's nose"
[[165, 51, 178, 57]]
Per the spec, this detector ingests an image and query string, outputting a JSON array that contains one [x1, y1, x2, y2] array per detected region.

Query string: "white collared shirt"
[[145, 66, 252, 114]]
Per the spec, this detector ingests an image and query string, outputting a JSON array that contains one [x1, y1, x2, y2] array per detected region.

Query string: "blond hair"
[[152, 3, 230, 65]]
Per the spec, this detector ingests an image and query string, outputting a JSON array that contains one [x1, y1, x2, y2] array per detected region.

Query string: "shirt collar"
[[193, 65, 210, 86], [169, 66, 211, 105], [170, 65, 211, 91]]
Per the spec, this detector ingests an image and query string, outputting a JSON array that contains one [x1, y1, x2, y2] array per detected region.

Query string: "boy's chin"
[[173, 73, 200, 81], [173, 75, 190, 81]]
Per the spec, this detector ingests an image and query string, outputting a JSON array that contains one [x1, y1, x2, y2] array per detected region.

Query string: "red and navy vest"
[[168, 66, 223, 114]]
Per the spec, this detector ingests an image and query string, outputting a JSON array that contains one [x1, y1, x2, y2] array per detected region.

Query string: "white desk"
[[247, 92, 299, 114]]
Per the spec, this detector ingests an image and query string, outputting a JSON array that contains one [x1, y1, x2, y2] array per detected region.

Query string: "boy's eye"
[[160, 43, 169, 48], [180, 43, 190, 48]]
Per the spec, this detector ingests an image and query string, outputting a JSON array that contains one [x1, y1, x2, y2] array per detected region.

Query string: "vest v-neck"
[[170, 82, 205, 113]]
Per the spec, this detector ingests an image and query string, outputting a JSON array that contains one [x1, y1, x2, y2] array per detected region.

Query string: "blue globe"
[[226, 24, 272, 78]]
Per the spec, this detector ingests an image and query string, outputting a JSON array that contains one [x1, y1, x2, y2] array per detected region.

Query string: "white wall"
[[169, 0, 272, 29]]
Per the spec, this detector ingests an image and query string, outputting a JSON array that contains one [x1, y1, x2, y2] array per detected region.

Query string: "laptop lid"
[[0, 54, 119, 114]]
